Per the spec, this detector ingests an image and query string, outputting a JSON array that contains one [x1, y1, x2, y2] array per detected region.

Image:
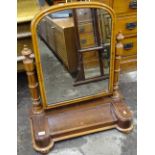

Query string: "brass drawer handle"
[[81, 39, 87, 44], [126, 22, 137, 30], [124, 43, 133, 50], [79, 27, 85, 33], [129, 0, 137, 9]]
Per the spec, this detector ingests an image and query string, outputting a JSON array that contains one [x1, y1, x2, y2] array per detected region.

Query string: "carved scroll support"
[[21, 45, 43, 114], [113, 32, 124, 101]]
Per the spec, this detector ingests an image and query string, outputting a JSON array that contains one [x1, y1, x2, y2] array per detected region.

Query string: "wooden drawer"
[[79, 33, 96, 48], [122, 37, 137, 56], [78, 22, 93, 34], [121, 55, 137, 72], [83, 51, 99, 69], [113, 0, 137, 15], [17, 21, 31, 34], [83, 51, 98, 59], [116, 15, 137, 36], [76, 8, 92, 22]]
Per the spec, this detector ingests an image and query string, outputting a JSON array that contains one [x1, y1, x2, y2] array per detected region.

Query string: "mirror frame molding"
[[31, 2, 116, 109]]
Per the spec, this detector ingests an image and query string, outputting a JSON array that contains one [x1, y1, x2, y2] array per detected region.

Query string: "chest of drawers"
[[17, 0, 41, 71], [39, 17, 78, 73], [113, 0, 137, 72], [39, 8, 106, 73], [93, 0, 137, 72], [53, 0, 137, 72], [17, 0, 49, 72]]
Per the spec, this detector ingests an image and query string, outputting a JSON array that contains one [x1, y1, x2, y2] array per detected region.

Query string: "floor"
[[17, 71, 137, 155]]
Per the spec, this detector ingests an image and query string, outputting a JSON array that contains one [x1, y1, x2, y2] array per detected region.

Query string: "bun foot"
[[112, 101, 133, 133], [30, 113, 54, 153]]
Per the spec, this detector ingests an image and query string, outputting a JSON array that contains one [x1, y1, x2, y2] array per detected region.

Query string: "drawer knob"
[[79, 27, 85, 33], [126, 22, 137, 30], [81, 39, 87, 44], [51, 26, 55, 29], [129, 0, 137, 9], [124, 43, 133, 50]]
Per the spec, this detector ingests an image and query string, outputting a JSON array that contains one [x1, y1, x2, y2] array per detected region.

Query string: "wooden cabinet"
[[113, 0, 137, 72], [17, 0, 41, 72], [39, 17, 78, 73], [68, 0, 137, 72], [17, 0, 49, 72], [17, 21, 33, 72], [79, 0, 137, 72], [38, 13, 100, 73], [113, 0, 137, 15]]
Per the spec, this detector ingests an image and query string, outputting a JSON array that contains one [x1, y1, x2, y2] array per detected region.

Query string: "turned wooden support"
[[113, 32, 124, 100], [21, 45, 43, 114]]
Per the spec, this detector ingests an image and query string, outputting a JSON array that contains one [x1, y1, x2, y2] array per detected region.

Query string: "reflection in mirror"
[[37, 8, 112, 105]]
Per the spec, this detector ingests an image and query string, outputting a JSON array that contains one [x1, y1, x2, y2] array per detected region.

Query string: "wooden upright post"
[[113, 32, 124, 100], [21, 45, 43, 114]]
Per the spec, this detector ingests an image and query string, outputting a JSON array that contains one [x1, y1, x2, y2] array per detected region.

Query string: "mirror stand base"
[[30, 96, 133, 154]]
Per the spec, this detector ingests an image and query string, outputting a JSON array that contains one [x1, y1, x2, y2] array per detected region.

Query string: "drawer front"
[[79, 33, 96, 48], [76, 8, 92, 22], [122, 37, 137, 56], [121, 55, 137, 72], [83, 50, 98, 59], [116, 16, 137, 36], [78, 22, 93, 34], [17, 22, 31, 34], [113, 0, 137, 14], [83, 51, 99, 69]]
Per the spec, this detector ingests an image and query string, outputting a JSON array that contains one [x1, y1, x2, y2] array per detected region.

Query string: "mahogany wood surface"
[[30, 96, 133, 153], [21, 2, 134, 153]]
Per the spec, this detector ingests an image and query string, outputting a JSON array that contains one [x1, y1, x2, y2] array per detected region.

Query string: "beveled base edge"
[[30, 97, 133, 154], [30, 119, 117, 154], [30, 122, 134, 154]]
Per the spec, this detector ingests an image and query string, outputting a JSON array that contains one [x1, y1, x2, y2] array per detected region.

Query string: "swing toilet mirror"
[[31, 2, 115, 109], [23, 2, 133, 153]]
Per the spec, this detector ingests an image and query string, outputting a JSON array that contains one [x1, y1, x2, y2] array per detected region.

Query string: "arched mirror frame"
[[31, 2, 116, 109]]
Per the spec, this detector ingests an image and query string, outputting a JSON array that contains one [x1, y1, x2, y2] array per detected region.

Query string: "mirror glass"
[[36, 8, 112, 105]]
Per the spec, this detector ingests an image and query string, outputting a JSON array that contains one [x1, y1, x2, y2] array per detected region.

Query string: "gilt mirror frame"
[[31, 2, 116, 109]]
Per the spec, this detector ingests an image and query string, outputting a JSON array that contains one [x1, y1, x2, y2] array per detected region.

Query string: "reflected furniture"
[[21, 2, 133, 153], [52, 0, 137, 72], [18, 0, 137, 72], [38, 17, 78, 73], [73, 8, 108, 84], [38, 9, 111, 84], [113, 0, 137, 72]]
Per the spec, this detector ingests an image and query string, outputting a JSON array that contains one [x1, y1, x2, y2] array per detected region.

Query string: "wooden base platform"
[[30, 96, 133, 153]]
